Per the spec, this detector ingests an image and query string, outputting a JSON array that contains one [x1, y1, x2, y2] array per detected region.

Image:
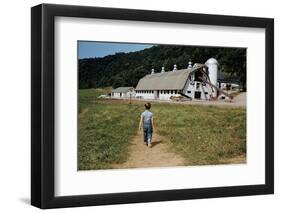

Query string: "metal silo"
[[205, 58, 219, 97]]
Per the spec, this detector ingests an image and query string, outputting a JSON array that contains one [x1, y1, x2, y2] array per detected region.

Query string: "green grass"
[[78, 89, 140, 170], [78, 89, 246, 170], [151, 103, 246, 165], [79, 88, 111, 113]]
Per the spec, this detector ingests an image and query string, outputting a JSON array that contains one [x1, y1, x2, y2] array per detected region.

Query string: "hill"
[[78, 45, 246, 90]]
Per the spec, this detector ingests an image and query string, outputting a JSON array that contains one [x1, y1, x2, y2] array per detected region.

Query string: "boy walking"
[[139, 103, 154, 148]]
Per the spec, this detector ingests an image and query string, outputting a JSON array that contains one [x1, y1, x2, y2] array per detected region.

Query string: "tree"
[[78, 45, 246, 90]]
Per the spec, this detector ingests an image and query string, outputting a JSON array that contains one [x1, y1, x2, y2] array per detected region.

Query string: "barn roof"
[[112, 87, 134, 93], [136, 65, 205, 90]]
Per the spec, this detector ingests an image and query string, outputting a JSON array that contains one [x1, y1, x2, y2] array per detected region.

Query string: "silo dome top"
[[205, 58, 218, 65]]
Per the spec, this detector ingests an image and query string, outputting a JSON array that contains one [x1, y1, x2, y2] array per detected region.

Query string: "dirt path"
[[112, 131, 185, 169], [232, 92, 246, 106]]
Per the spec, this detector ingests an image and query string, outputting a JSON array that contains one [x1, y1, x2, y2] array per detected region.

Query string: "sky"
[[78, 41, 153, 59]]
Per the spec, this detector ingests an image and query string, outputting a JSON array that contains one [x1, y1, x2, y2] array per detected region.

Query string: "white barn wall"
[[185, 82, 212, 100], [136, 91, 154, 99], [112, 91, 136, 98], [159, 90, 177, 100], [126, 91, 136, 98], [136, 90, 181, 100], [112, 88, 136, 98], [112, 92, 121, 98]]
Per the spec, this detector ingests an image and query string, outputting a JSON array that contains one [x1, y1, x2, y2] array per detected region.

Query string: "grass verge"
[[78, 89, 246, 169]]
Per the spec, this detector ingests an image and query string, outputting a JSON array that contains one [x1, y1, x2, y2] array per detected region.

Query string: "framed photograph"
[[31, 3, 274, 209]]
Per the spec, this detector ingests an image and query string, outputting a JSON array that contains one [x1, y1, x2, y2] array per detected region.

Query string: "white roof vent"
[[161, 66, 165, 73], [151, 68, 155, 74], [188, 59, 193, 69], [173, 64, 177, 72]]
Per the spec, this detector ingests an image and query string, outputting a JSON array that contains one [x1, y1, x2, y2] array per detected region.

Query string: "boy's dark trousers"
[[143, 123, 153, 144]]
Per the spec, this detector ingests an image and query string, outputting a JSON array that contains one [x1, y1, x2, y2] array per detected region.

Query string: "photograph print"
[[78, 41, 246, 171]]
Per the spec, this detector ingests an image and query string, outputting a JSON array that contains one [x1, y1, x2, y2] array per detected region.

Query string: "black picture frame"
[[31, 3, 274, 209]]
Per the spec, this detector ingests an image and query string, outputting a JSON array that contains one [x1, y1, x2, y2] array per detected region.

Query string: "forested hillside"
[[78, 45, 246, 90]]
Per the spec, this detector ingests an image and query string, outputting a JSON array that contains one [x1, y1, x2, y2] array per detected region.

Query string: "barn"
[[111, 87, 136, 98], [135, 58, 226, 101]]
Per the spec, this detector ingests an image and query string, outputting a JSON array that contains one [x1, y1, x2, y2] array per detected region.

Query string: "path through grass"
[[78, 89, 246, 170]]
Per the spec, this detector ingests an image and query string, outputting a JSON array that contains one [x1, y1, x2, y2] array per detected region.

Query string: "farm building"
[[111, 87, 136, 98], [217, 72, 240, 90], [135, 58, 231, 101]]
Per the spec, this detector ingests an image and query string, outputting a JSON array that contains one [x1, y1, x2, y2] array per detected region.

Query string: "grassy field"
[[78, 89, 246, 170], [79, 87, 111, 113], [78, 88, 140, 170], [153, 103, 246, 165]]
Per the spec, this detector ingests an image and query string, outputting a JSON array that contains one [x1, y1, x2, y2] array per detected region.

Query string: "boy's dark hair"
[[144, 102, 151, 110]]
